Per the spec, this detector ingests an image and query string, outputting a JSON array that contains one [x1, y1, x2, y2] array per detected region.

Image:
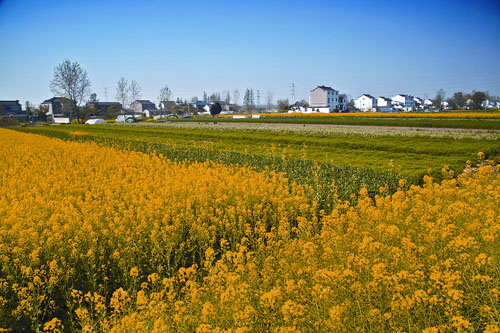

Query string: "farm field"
[[0, 128, 499, 331], [173, 111, 500, 130], [16, 123, 500, 183]]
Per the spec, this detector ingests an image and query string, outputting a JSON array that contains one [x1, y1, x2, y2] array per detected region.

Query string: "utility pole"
[[291, 83, 296, 104]]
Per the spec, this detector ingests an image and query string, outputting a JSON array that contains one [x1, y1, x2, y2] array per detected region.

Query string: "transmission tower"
[[257, 90, 260, 107], [291, 83, 296, 103], [103, 87, 108, 101]]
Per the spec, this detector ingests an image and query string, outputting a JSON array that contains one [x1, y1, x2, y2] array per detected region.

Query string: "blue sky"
[[1, 0, 499, 106]]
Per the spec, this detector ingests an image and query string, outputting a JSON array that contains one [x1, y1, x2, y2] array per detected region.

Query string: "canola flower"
[[220, 111, 500, 119], [0, 129, 499, 332]]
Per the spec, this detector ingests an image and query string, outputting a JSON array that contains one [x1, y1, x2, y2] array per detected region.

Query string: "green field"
[[14, 123, 499, 208], [16, 123, 499, 175]]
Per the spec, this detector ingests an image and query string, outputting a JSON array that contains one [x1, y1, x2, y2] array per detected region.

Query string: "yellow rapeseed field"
[[248, 111, 500, 119], [0, 129, 499, 332]]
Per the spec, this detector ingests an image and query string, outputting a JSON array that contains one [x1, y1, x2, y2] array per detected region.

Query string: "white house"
[[308, 85, 340, 112], [392, 94, 415, 111], [482, 100, 500, 109], [424, 99, 434, 108], [355, 94, 377, 112], [413, 97, 424, 110], [377, 97, 392, 107]]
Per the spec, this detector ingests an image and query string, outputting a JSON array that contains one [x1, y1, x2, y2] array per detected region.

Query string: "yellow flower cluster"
[[0, 129, 311, 331], [111, 166, 500, 331], [0, 128, 499, 332], [218, 111, 500, 119]]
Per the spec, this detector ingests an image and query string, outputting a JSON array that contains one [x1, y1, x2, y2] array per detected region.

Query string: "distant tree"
[[203, 91, 208, 102], [191, 96, 198, 102], [433, 89, 446, 110], [277, 99, 290, 111], [170, 104, 179, 115], [106, 105, 119, 119], [232, 89, 240, 105], [158, 85, 173, 103], [88, 92, 98, 104], [471, 91, 487, 109], [182, 104, 192, 115], [49, 59, 91, 123], [210, 102, 222, 116], [115, 78, 129, 111], [348, 99, 355, 109], [446, 98, 457, 110], [25, 101, 33, 116], [86, 93, 99, 116], [130, 80, 142, 102], [297, 99, 308, 106], [266, 89, 274, 111], [243, 89, 250, 111], [223, 90, 231, 104], [449, 92, 466, 109], [249, 89, 255, 111], [37, 105, 49, 119]]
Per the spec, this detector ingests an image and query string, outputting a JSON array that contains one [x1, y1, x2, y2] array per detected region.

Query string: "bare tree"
[[130, 80, 142, 102], [49, 59, 91, 122], [222, 90, 231, 104], [434, 89, 446, 110], [158, 85, 173, 103], [232, 89, 240, 105], [266, 89, 274, 111], [115, 77, 129, 111]]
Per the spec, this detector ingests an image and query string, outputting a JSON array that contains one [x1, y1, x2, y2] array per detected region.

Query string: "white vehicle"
[[116, 115, 136, 123], [85, 118, 106, 125]]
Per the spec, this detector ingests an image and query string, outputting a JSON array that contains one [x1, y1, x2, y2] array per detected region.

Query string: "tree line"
[[29, 59, 498, 122]]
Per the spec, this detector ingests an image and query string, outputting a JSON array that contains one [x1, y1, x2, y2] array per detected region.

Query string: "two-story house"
[[41, 97, 74, 117], [0, 100, 23, 115], [355, 94, 377, 112], [131, 100, 156, 117], [391, 94, 415, 111], [309, 86, 340, 112], [159, 101, 176, 113]]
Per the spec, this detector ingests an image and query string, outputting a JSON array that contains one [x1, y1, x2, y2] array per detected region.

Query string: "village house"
[[90, 102, 122, 115], [355, 94, 377, 112], [391, 94, 415, 111], [0, 100, 23, 115], [131, 100, 156, 117], [41, 97, 74, 117], [338, 94, 348, 112], [424, 99, 434, 108], [309, 85, 340, 112], [377, 97, 392, 107], [159, 101, 176, 113]]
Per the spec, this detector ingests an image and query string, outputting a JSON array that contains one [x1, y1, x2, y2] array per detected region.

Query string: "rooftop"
[[312, 85, 336, 92]]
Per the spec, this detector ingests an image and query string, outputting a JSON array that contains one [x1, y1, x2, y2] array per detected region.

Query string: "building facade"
[[41, 97, 74, 117], [131, 100, 156, 117], [391, 94, 415, 111], [309, 86, 340, 112], [355, 94, 377, 111], [0, 100, 23, 115]]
